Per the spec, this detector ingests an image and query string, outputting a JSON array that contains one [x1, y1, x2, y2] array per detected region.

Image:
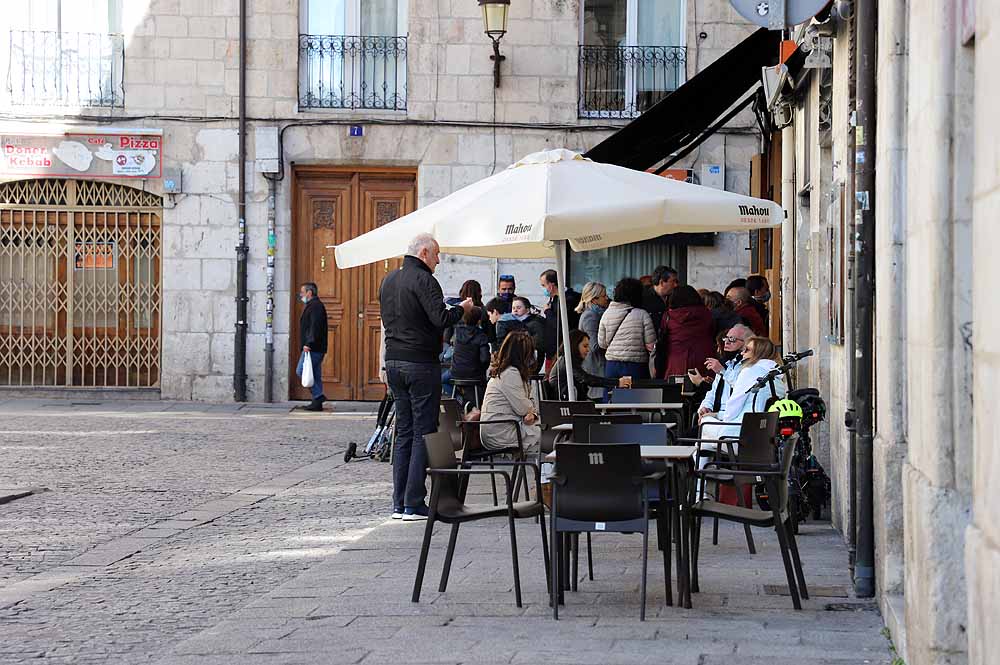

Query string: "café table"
[[545, 444, 697, 608]]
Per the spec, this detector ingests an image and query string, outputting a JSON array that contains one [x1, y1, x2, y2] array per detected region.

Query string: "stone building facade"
[[0, 0, 766, 402], [775, 1, 996, 663]]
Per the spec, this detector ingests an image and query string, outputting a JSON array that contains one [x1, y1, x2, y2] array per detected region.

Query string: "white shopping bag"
[[301, 352, 315, 388]]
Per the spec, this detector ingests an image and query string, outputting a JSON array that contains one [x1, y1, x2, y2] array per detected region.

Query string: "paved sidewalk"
[[156, 481, 892, 665]]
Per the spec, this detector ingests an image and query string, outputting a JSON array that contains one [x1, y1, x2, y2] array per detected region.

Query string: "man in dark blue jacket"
[[380, 233, 472, 521]]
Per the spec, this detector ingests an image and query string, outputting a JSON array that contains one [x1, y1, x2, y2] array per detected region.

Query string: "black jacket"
[[496, 313, 546, 361], [380, 255, 464, 364], [450, 323, 491, 382], [542, 289, 581, 360], [641, 285, 667, 328], [299, 297, 328, 354]]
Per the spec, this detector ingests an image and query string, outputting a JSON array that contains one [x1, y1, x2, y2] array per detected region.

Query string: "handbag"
[[301, 351, 315, 388]]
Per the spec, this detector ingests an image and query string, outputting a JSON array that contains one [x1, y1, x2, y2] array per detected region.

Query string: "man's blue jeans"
[[296, 351, 325, 400], [385, 359, 441, 510]]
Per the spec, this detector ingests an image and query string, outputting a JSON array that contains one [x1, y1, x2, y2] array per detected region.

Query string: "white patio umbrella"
[[334, 149, 783, 400]]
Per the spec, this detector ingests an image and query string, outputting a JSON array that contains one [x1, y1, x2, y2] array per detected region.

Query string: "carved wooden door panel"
[[356, 175, 415, 400], [291, 172, 354, 401]]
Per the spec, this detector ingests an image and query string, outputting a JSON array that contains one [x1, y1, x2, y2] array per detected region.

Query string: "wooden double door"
[[291, 167, 415, 401]]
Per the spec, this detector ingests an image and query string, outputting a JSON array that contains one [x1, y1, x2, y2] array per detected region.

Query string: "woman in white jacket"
[[698, 336, 786, 452]]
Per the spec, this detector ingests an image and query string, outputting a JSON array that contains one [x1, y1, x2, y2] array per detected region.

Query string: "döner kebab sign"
[[0, 129, 162, 179]]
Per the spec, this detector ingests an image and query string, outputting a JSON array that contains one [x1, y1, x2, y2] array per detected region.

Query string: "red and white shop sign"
[[0, 131, 163, 179]]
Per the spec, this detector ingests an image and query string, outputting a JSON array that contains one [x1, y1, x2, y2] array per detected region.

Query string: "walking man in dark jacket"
[[380, 233, 473, 521], [297, 282, 328, 412]]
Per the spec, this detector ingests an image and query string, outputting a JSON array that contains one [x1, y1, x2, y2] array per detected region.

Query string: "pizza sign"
[[0, 130, 163, 179]]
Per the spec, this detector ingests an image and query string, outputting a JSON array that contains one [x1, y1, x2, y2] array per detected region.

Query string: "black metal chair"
[[680, 412, 779, 553], [438, 398, 465, 452], [609, 387, 663, 404], [549, 443, 663, 620], [688, 433, 809, 609], [538, 399, 596, 457], [570, 413, 642, 442], [450, 378, 484, 409], [412, 432, 549, 608], [459, 419, 529, 505]]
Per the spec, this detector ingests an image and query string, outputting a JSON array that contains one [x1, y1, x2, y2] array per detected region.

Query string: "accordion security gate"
[[0, 179, 162, 388]]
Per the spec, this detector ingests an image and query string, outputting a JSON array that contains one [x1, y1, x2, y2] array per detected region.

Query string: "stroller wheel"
[[344, 442, 357, 463]]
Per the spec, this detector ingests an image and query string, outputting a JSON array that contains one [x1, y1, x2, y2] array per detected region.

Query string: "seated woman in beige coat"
[[480, 331, 541, 452]]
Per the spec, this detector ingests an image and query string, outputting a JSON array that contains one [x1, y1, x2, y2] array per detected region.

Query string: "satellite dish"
[[729, 0, 832, 30]]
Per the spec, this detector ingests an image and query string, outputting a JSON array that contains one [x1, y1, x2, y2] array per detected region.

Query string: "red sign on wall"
[[0, 130, 163, 179]]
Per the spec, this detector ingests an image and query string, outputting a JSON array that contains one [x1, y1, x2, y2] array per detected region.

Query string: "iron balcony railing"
[[299, 34, 407, 111], [6, 30, 125, 108], [578, 44, 686, 119]]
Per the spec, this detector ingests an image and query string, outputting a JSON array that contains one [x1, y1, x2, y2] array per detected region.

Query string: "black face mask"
[[722, 348, 742, 362], [498, 292, 513, 301]]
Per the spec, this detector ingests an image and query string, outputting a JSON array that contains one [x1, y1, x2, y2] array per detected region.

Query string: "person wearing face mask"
[[495, 296, 545, 370], [698, 334, 786, 444], [297, 282, 328, 412], [694, 323, 753, 420], [745, 274, 771, 336], [495, 274, 517, 312]]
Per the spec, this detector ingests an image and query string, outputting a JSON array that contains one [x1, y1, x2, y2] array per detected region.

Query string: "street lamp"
[[479, 0, 510, 88]]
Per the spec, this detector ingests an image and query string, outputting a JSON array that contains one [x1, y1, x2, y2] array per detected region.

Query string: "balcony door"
[[579, 0, 686, 118], [5, 0, 124, 108], [300, 0, 408, 110]]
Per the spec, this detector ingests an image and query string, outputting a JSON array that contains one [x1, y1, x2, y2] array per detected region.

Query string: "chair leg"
[[550, 509, 560, 618], [571, 533, 579, 591], [507, 510, 522, 608], [539, 512, 551, 589], [712, 517, 719, 545], [660, 498, 672, 607], [735, 487, 757, 555], [412, 515, 436, 603], [691, 514, 701, 594], [586, 532, 594, 581], [562, 534, 572, 591], [438, 523, 461, 592], [640, 525, 649, 621], [773, 518, 802, 610], [785, 519, 809, 600], [488, 457, 499, 506]]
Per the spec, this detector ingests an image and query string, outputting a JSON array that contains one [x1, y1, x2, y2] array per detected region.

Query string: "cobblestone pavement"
[[0, 398, 895, 665], [0, 398, 390, 664]]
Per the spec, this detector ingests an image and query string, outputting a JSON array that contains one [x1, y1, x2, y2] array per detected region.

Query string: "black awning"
[[584, 28, 782, 171]]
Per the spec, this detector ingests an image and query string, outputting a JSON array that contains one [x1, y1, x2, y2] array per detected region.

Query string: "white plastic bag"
[[301, 352, 315, 388]]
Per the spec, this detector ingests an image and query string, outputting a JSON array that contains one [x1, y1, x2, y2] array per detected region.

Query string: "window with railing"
[[579, 0, 686, 118], [4, 0, 124, 108], [299, 0, 408, 111]]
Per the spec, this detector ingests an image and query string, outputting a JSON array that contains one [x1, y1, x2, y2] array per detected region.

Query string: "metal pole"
[[234, 0, 249, 402], [555, 241, 575, 401], [853, 0, 876, 598]]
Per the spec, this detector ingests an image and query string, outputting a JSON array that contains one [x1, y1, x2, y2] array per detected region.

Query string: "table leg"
[[679, 463, 693, 608], [670, 465, 685, 607]]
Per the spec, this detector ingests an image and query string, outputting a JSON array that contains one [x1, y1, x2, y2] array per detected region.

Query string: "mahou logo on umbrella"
[[503, 222, 534, 241], [738, 204, 771, 222]]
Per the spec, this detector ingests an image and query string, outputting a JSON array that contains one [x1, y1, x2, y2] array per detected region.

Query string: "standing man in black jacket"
[[539, 269, 580, 373], [297, 282, 328, 412], [380, 233, 473, 521]]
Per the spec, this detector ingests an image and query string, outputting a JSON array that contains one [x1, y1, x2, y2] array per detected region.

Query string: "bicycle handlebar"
[[749, 349, 814, 393]]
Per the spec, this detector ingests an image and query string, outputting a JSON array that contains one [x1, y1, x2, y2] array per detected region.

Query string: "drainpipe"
[[264, 177, 276, 402], [234, 0, 249, 402], [780, 125, 795, 352], [852, 0, 876, 598]]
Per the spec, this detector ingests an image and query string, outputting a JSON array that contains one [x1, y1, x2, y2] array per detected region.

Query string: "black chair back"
[[538, 399, 596, 426], [553, 443, 645, 522], [571, 414, 643, 442], [731, 411, 779, 487], [631, 380, 683, 403], [610, 388, 662, 404], [439, 398, 465, 451], [772, 434, 798, 515], [425, 431, 462, 500], [588, 423, 672, 446]]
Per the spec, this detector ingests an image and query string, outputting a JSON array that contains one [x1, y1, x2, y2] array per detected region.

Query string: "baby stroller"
[[343, 392, 395, 463]]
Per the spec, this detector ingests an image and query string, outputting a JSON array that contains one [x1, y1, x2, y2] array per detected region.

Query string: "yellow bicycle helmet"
[[768, 398, 804, 419]]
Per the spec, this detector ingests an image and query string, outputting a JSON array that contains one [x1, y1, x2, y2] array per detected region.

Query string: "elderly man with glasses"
[[697, 323, 754, 419]]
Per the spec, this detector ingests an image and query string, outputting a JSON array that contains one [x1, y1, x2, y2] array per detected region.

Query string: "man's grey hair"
[[729, 323, 753, 339], [406, 233, 438, 256], [727, 287, 751, 304]]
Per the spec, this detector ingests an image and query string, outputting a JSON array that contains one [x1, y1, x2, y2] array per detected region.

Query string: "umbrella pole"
[[555, 240, 576, 401]]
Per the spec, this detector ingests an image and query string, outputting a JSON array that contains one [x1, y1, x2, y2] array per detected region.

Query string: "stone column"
[[902, 1, 974, 663], [966, 2, 999, 663]]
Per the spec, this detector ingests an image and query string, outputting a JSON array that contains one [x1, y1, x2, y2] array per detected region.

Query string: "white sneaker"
[[391, 509, 404, 520], [402, 507, 429, 521]]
